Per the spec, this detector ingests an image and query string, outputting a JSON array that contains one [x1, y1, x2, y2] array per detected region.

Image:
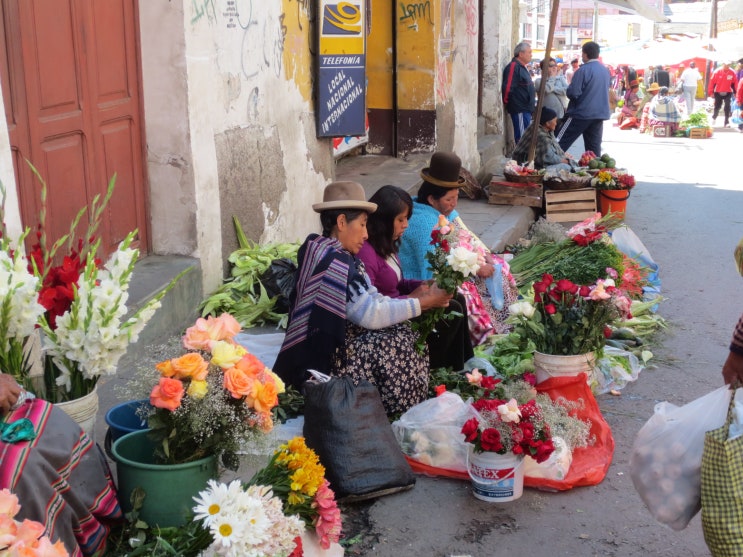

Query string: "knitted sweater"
[[357, 241, 422, 298], [511, 122, 567, 168], [398, 200, 460, 280]]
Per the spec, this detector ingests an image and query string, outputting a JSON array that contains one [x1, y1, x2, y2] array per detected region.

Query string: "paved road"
[[338, 122, 743, 557]]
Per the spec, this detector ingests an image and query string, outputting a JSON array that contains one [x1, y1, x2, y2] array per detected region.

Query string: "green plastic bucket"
[[111, 429, 218, 527]]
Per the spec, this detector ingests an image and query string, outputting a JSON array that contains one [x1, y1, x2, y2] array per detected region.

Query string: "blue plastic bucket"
[[105, 399, 151, 442]]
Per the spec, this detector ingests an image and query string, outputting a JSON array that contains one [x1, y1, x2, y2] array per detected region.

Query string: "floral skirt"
[[332, 322, 429, 416]]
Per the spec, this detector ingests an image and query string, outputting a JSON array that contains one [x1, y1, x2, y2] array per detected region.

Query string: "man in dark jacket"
[[502, 42, 535, 143], [555, 41, 611, 156], [652, 65, 670, 88]]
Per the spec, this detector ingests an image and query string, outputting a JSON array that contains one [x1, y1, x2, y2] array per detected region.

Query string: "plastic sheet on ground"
[[234, 331, 285, 369], [593, 346, 645, 395]]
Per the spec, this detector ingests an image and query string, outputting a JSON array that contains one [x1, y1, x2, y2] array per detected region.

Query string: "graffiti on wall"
[[399, 1, 433, 31], [191, 0, 218, 26], [464, 0, 478, 71]]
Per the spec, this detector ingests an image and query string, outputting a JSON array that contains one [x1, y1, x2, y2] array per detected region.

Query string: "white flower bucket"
[[55, 387, 99, 439], [466, 447, 524, 503], [533, 351, 596, 385]]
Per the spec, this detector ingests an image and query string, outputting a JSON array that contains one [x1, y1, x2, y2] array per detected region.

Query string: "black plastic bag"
[[260, 258, 297, 313], [303, 374, 416, 502]]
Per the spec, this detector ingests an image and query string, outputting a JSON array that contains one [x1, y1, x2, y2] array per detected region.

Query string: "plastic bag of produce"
[[391, 392, 471, 476], [630, 385, 733, 531]]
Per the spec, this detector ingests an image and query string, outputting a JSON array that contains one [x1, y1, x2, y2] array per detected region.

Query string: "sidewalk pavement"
[[335, 153, 538, 254]]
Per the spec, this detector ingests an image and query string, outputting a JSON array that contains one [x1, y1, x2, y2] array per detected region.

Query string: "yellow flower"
[[187, 379, 208, 399], [210, 340, 247, 369], [265, 369, 285, 394]]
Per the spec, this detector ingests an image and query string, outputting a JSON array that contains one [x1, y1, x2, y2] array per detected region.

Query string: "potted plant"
[[507, 273, 632, 385]]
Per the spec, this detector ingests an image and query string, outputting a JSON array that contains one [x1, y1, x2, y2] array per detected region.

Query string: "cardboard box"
[[545, 188, 597, 223], [652, 124, 672, 138], [488, 179, 543, 208]]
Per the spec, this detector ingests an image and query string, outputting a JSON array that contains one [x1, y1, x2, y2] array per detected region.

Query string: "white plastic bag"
[[524, 436, 572, 481], [391, 392, 471, 473], [629, 385, 733, 531]]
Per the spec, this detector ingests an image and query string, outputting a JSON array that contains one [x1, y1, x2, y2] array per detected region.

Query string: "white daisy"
[[193, 479, 240, 526], [209, 514, 245, 551]]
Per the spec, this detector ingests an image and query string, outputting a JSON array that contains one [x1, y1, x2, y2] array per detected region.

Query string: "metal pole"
[[527, 0, 560, 166], [705, 0, 718, 95]]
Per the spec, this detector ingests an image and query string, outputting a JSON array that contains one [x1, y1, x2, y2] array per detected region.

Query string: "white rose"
[[445, 246, 481, 277], [508, 301, 536, 318]]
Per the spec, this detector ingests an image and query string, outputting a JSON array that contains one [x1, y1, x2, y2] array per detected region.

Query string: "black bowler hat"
[[419, 152, 465, 188]]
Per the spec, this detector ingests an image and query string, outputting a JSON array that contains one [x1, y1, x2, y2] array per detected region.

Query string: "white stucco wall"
[[138, 1, 334, 294], [450, 0, 481, 171], [481, 0, 514, 135]]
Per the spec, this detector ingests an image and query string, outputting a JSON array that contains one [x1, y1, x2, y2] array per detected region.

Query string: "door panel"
[[0, 0, 148, 257]]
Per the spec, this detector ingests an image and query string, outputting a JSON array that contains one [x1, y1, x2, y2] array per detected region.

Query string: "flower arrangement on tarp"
[[412, 215, 483, 350], [508, 273, 633, 356], [192, 437, 342, 557], [0, 488, 69, 556], [145, 313, 284, 469]]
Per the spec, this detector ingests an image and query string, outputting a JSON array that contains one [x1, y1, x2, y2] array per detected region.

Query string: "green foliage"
[[680, 110, 710, 128], [199, 219, 299, 329]]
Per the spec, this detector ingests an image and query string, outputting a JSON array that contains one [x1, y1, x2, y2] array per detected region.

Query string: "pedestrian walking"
[[678, 61, 702, 114], [502, 42, 536, 143], [555, 41, 611, 156], [708, 61, 738, 127], [736, 76, 743, 132], [535, 57, 569, 119], [652, 65, 670, 88], [566, 58, 579, 84]]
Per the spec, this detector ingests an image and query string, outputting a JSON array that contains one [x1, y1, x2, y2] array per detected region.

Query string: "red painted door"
[[0, 0, 148, 256]]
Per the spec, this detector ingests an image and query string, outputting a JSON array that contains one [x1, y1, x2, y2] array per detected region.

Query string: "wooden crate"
[[689, 127, 711, 139], [652, 124, 672, 138], [545, 188, 597, 223], [488, 180, 543, 208]]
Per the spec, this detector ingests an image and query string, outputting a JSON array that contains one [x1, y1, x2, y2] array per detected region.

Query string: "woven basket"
[[503, 170, 544, 184], [544, 176, 592, 191]]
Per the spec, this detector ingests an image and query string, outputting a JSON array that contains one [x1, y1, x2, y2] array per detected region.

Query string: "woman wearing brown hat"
[[273, 181, 452, 415]]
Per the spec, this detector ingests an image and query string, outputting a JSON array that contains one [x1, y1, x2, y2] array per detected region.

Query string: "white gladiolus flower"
[[445, 246, 481, 277]]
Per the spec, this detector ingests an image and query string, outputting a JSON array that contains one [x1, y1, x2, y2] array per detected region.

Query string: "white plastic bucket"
[[533, 351, 596, 385], [466, 448, 524, 503], [55, 387, 98, 438]]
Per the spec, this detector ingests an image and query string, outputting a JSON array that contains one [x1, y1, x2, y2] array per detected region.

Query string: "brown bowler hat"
[[419, 152, 465, 188], [312, 181, 378, 213]]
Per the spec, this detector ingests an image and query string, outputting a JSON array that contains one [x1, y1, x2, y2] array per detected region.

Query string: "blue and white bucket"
[[467, 447, 524, 503]]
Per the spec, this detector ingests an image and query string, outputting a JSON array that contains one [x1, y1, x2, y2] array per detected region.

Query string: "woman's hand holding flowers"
[[410, 283, 452, 311]]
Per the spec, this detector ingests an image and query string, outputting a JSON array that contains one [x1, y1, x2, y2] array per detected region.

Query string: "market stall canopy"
[[709, 29, 743, 61], [600, 37, 718, 67], [600, 0, 669, 22]]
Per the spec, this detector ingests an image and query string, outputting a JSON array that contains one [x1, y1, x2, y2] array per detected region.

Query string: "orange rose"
[[234, 353, 265, 378], [155, 359, 176, 378], [170, 353, 209, 381], [150, 377, 185, 411], [247, 380, 279, 414], [223, 367, 256, 398]]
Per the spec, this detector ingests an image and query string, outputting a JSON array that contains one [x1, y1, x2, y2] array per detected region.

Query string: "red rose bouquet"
[[461, 396, 555, 463]]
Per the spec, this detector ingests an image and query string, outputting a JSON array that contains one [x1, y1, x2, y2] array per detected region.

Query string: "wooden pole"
[[527, 0, 561, 166]]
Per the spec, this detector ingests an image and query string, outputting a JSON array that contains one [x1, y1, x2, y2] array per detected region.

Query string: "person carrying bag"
[[701, 383, 743, 556]]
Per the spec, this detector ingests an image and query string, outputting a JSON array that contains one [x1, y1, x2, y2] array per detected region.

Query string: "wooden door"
[[0, 0, 148, 256]]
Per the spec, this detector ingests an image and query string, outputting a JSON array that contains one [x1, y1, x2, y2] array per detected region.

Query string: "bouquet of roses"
[[412, 215, 484, 351], [246, 437, 342, 550], [508, 273, 633, 356], [145, 313, 284, 469], [0, 488, 69, 556], [461, 393, 555, 463]]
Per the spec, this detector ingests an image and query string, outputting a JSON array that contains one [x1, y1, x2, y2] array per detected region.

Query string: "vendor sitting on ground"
[[510, 107, 572, 171], [647, 86, 682, 134], [617, 78, 643, 128], [273, 181, 452, 416], [0, 372, 122, 555], [638, 82, 661, 133]]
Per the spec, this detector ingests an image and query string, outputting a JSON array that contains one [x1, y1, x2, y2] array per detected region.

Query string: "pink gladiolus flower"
[[313, 480, 342, 549]]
